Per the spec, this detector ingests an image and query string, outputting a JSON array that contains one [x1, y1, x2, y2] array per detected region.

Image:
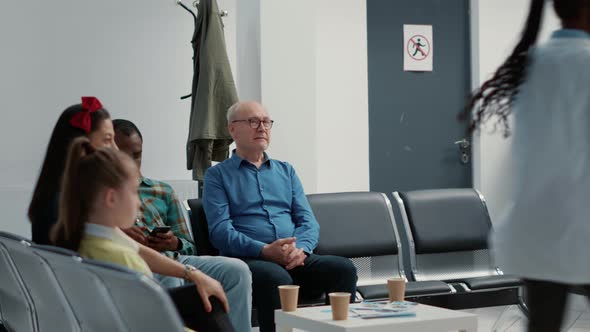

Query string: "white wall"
[[4, 0, 563, 239], [0, 0, 368, 238], [0, 0, 237, 237], [259, 0, 319, 192], [475, 0, 559, 223], [236, 0, 261, 102], [259, 0, 370, 194], [316, 0, 370, 193]]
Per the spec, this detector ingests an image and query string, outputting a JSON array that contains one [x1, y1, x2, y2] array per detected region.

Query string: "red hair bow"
[[69, 96, 103, 133]]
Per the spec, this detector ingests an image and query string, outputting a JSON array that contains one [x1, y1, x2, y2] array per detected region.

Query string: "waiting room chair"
[[0, 231, 36, 332], [394, 189, 525, 309], [186, 198, 219, 256], [307, 192, 453, 301], [0, 231, 79, 332], [31, 244, 128, 331], [82, 259, 185, 331]]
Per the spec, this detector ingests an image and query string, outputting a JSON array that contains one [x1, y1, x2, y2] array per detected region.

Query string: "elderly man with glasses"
[[202, 101, 358, 332]]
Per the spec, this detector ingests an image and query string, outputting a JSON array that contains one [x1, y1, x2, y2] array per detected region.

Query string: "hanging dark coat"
[[186, 0, 238, 181]]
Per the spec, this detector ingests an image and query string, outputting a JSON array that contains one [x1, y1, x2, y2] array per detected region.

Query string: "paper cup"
[[387, 277, 406, 302], [329, 292, 351, 320], [278, 285, 300, 312]]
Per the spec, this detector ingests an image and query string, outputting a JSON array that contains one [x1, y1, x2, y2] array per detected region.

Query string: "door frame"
[[469, 0, 481, 190]]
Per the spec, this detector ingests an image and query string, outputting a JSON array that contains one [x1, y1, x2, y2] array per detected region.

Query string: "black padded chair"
[[394, 189, 525, 310], [186, 198, 219, 256], [307, 192, 452, 301]]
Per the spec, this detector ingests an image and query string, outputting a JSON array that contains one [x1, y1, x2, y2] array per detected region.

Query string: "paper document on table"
[[350, 301, 418, 319]]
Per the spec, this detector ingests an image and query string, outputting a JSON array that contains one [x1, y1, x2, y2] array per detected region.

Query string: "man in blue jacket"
[[203, 101, 357, 332]]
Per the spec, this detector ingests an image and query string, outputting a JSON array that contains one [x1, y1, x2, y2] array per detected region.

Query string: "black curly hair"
[[461, 0, 588, 136]]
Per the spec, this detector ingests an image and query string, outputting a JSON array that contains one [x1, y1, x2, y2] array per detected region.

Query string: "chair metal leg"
[[517, 287, 529, 318]]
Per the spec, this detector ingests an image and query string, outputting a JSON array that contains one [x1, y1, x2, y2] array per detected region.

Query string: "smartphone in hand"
[[149, 226, 171, 236]]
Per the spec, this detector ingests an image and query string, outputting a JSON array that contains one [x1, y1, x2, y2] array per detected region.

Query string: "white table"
[[275, 303, 477, 332]]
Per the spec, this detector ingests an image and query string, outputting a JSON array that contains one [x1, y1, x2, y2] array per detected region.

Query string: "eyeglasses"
[[232, 118, 274, 129]]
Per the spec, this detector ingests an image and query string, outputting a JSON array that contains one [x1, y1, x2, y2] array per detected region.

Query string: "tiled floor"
[[253, 295, 590, 331], [447, 294, 589, 332], [462, 303, 590, 332]]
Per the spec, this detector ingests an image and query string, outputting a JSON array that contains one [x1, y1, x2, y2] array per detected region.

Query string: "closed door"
[[367, 0, 472, 192]]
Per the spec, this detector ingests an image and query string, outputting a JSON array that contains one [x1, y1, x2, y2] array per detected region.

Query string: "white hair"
[[227, 102, 242, 122]]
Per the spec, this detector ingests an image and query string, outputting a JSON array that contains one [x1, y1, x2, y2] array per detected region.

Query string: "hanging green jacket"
[[186, 0, 238, 181]]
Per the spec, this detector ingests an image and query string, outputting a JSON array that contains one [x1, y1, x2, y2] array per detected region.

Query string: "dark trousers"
[[242, 254, 357, 332], [525, 279, 590, 332], [168, 285, 235, 332]]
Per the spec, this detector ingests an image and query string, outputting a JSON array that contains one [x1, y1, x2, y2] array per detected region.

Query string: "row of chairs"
[[0, 232, 185, 332], [188, 188, 526, 310], [0, 188, 524, 331]]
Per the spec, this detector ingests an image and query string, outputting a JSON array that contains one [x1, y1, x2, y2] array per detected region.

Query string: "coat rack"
[[176, 0, 229, 17]]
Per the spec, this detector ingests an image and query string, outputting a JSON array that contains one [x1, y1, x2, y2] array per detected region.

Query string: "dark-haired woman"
[[463, 1, 590, 331], [28, 97, 116, 244]]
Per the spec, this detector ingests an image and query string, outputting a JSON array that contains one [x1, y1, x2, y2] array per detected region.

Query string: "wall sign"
[[403, 25, 433, 72]]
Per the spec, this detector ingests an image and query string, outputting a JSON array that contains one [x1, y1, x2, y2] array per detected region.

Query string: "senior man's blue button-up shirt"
[[202, 152, 319, 258]]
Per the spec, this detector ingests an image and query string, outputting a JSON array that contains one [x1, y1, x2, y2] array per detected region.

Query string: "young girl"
[[51, 137, 234, 332], [29, 97, 116, 245], [463, 0, 590, 331]]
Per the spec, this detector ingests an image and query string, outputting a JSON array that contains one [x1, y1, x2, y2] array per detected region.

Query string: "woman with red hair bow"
[[28, 97, 116, 244]]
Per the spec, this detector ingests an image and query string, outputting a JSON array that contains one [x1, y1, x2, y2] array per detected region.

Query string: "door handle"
[[454, 139, 470, 149], [454, 139, 470, 164]]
